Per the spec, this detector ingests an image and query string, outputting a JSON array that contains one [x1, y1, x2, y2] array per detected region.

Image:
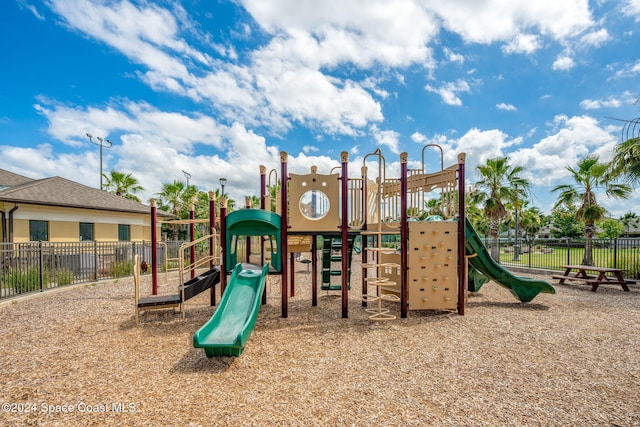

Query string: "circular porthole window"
[[299, 190, 330, 220]]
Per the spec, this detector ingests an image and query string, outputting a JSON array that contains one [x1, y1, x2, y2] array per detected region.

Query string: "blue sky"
[[1, 0, 639, 217]]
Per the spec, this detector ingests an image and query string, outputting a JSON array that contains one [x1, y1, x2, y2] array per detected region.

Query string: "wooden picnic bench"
[[552, 264, 635, 292]]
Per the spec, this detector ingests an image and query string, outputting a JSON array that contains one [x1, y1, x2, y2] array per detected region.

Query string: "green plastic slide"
[[464, 218, 555, 302], [193, 263, 269, 357]]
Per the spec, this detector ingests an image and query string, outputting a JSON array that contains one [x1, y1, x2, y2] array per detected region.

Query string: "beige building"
[[0, 169, 171, 243]]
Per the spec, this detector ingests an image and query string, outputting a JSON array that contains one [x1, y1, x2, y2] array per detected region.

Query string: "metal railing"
[[0, 240, 181, 300], [3, 236, 638, 300], [495, 237, 640, 279]]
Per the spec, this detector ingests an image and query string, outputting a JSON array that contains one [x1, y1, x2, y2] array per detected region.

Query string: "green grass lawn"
[[499, 246, 640, 278]]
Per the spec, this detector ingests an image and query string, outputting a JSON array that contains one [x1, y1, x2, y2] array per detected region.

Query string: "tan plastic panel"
[[288, 172, 340, 232], [378, 251, 401, 296], [408, 221, 458, 310], [288, 235, 313, 253]]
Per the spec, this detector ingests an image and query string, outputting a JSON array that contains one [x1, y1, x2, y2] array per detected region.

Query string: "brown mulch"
[[0, 263, 639, 426]]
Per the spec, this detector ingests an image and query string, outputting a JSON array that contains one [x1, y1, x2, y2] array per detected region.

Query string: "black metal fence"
[[2, 236, 639, 300], [495, 237, 640, 279], [0, 241, 185, 300]]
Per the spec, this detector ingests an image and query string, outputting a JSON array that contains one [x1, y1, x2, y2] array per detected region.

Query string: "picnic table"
[[552, 265, 634, 292]]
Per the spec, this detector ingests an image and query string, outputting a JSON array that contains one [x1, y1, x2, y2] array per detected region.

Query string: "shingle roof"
[[0, 170, 172, 217], [0, 169, 34, 187]]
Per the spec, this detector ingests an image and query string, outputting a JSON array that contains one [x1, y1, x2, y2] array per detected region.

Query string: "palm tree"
[[102, 170, 144, 202], [469, 157, 530, 262], [156, 181, 190, 240], [608, 135, 640, 187], [519, 207, 543, 240], [246, 195, 260, 208], [552, 155, 632, 265], [266, 182, 280, 212]]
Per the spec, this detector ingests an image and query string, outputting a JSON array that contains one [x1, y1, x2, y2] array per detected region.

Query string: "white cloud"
[[497, 103, 518, 111], [425, 79, 471, 106], [47, 0, 389, 138], [414, 128, 521, 180], [579, 28, 610, 47], [552, 55, 575, 71], [34, 99, 228, 152], [17, 0, 45, 20], [28, 99, 282, 201], [509, 115, 617, 186], [579, 97, 622, 110], [613, 60, 640, 79], [623, 0, 640, 21], [370, 125, 400, 154], [240, 0, 439, 68], [443, 47, 464, 64], [427, 1, 593, 44], [253, 64, 383, 135], [502, 33, 541, 55], [303, 145, 319, 154]]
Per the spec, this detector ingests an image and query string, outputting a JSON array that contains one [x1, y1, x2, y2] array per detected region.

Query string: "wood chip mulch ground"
[[1, 262, 639, 426]]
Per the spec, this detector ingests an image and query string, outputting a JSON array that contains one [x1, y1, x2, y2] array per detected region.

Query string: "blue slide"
[[193, 263, 268, 357]]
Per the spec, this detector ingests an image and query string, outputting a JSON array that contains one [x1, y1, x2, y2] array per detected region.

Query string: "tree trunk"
[[490, 219, 500, 262], [581, 223, 596, 265]]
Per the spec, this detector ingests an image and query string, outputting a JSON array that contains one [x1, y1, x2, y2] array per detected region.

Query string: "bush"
[[56, 268, 74, 286], [2, 267, 49, 294], [109, 260, 134, 278]]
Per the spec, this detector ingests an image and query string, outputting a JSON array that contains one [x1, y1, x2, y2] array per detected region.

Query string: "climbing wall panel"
[[408, 221, 458, 310]]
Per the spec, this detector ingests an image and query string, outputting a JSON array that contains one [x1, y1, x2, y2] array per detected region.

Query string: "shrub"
[[109, 260, 134, 278], [56, 268, 75, 286], [2, 267, 49, 294]]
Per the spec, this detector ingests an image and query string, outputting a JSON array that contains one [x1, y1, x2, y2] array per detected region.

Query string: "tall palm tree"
[[552, 155, 632, 265], [156, 181, 189, 240], [608, 135, 640, 187], [246, 195, 260, 208], [266, 182, 280, 212], [469, 157, 530, 262], [102, 170, 144, 202], [519, 207, 543, 240]]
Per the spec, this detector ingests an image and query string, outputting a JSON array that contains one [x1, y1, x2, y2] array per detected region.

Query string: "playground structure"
[[134, 144, 554, 355], [134, 198, 220, 325], [222, 144, 554, 321], [253, 147, 469, 320]]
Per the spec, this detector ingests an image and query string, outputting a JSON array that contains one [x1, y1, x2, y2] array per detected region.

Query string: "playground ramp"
[[193, 263, 269, 357], [464, 218, 555, 302], [181, 267, 220, 301], [136, 266, 219, 315]]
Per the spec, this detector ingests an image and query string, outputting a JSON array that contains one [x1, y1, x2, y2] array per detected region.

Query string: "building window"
[[29, 220, 49, 241], [79, 223, 94, 241], [118, 224, 130, 241]]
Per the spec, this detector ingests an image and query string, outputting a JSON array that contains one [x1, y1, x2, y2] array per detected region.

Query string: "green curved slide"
[[193, 263, 268, 357], [465, 218, 555, 302]]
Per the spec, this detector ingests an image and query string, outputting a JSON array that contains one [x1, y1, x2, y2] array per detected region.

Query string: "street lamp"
[[219, 177, 227, 197], [86, 133, 112, 190], [513, 184, 521, 261], [513, 207, 520, 261], [182, 170, 191, 187]]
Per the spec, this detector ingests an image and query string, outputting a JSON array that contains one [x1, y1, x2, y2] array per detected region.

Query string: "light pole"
[[86, 133, 112, 190], [513, 207, 520, 261], [182, 170, 191, 187], [219, 177, 227, 197], [513, 184, 521, 261]]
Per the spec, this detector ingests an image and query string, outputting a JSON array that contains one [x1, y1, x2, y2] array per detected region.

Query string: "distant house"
[[0, 169, 173, 243]]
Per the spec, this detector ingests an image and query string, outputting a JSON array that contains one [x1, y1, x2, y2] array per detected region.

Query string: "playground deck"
[[0, 263, 638, 426]]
